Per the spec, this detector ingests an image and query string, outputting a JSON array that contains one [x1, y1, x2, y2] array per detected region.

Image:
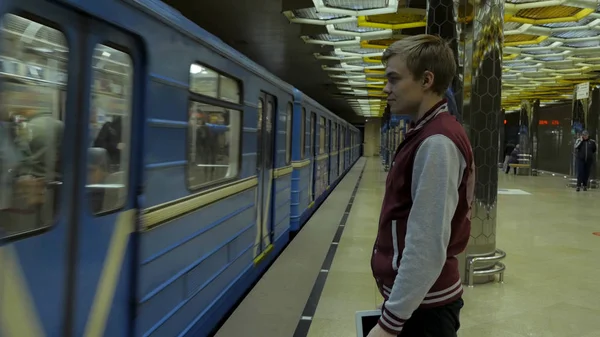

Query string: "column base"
[[462, 249, 506, 287]]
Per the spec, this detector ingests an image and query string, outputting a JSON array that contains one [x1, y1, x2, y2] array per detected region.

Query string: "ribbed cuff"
[[377, 304, 406, 335]]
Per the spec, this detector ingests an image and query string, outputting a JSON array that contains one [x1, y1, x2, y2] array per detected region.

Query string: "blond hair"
[[381, 34, 456, 95]]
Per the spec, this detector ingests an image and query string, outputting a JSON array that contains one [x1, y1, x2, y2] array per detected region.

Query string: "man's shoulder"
[[427, 112, 463, 130], [424, 115, 468, 143]]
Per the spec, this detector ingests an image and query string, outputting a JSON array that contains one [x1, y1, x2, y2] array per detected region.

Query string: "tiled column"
[[426, 0, 463, 123], [428, 0, 505, 284], [531, 99, 540, 174], [499, 108, 506, 165], [570, 92, 587, 179], [518, 100, 533, 171], [585, 88, 599, 182]]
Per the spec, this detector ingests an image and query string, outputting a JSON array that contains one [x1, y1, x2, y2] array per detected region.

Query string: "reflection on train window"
[[300, 107, 306, 159], [339, 127, 344, 172], [338, 125, 341, 150], [285, 102, 292, 164], [219, 75, 240, 103], [266, 101, 273, 132], [326, 120, 330, 152], [310, 112, 316, 157], [332, 123, 337, 151], [319, 116, 326, 154], [0, 14, 66, 239], [190, 63, 240, 104], [87, 44, 132, 215], [187, 101, 241, 189], [258, 99, 263, 129]]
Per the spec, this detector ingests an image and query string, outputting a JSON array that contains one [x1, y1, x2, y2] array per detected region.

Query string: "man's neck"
[[416, 95, 445, 121]]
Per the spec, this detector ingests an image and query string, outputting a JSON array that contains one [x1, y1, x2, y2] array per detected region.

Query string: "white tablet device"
[[355, 309, 382, 337]]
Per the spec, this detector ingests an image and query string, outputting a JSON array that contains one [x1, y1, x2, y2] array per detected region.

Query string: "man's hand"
[[366, 324, 396, 337]]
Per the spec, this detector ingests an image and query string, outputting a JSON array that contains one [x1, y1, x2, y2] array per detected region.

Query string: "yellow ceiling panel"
[[506, 6, 594, 24], [364, 69, 385, 74], [360, 38, 398, 49], [503, 53, 520, 61], [363, 56, 382, 63], [516, 6, 582, 20], [358, 8, 427, 29], [504, 34, 548, 46]]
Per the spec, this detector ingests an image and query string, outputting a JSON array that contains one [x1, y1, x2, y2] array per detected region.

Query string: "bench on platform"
[[510, 163, 531, 175]]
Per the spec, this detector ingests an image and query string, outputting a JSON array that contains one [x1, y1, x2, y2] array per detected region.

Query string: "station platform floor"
[[214, 157, 600, 337]]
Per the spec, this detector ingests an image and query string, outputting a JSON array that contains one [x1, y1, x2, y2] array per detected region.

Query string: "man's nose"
[[383, 82, 392, 95]]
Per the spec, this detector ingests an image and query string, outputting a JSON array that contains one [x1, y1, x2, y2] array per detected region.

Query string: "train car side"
[[0, 0, 362, 337], [291, 91, 360, 229]]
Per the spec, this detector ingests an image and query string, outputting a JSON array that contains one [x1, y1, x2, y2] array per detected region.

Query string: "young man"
[[367, 34, 475, 337]]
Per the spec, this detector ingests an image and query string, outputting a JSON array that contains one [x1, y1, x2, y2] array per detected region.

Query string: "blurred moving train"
[[0, 0, 360, 336]]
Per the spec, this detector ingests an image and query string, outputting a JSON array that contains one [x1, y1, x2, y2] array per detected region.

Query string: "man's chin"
[[389, 105, 403, 115], [391, 106, 414, 118]]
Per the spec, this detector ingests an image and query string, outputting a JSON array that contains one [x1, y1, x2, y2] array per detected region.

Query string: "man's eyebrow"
[[385, 71, 400, 77]]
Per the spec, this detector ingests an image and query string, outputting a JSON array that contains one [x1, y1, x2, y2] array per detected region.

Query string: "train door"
[[0, 3, 142, 337], [69, 18, 143, 337], [310, 112, 317, 202], [0, 5, 80, 337], [255, 92, 276, 256]]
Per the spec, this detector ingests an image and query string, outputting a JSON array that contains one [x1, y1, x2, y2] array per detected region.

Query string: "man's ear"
[[422, 71, 434, 90]]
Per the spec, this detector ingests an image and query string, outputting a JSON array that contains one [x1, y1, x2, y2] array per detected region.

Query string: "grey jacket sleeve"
[[378, 134, 466, 334]]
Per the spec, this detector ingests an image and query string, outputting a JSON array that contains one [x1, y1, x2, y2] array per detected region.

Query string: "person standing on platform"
[[503, 142, 515, 172], [574, 130, 596, 191], [367, 34, 475, 337]]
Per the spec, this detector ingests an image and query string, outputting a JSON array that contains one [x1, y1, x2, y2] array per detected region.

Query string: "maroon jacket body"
[[371, 100, 475, 334]]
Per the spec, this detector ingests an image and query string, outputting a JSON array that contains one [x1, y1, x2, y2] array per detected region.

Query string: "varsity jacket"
[[370, 99, 475, 335]]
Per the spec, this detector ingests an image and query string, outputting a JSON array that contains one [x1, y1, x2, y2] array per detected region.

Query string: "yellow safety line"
[[84, 209, 135, 337], [0, 245, 45, 337]]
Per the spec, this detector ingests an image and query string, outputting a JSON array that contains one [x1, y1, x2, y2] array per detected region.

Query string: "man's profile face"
[[383, 55, 424, 118]]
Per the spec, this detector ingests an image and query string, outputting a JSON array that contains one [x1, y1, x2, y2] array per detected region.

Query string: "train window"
[[332, 123, 337, 151], [190, 63, 241, 104], [326, 120, 330, 152], [267, 101, 273, 132], [87, 44, 133, 214], [190, 64, 218, 98], [300, 107, 306, 159], [258, 99, 263, 127], [187, 62, 241, 190], [285, 102, 292, 164], [0, 14, 66, 239], [187, 101, 241, 189], [319, 116, 325, 154], [219, 75, 240, 103]]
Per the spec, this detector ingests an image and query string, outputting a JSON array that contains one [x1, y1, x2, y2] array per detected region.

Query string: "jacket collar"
[[392, 99, 450, 163], [406, 98, 449, 136]]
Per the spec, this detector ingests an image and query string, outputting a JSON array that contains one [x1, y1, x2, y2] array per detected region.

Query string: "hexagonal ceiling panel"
[[283, 0, 600, 117]]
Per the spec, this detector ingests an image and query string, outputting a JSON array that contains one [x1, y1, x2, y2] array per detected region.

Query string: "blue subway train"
[[0, 0, 360, 336]]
